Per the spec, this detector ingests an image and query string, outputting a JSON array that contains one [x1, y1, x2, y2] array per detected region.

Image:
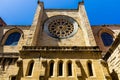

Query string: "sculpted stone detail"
[[48, 19, 74, 38], [44, 15, 79, 39]]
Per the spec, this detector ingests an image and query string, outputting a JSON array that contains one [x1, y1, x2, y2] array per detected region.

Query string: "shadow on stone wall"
[[110, 69, 119, 80], [17, 60, 23, 80], [76, 60, 87, 80]]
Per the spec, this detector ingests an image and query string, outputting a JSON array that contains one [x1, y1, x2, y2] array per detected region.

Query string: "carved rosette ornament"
[[44, 15, 79, 39]]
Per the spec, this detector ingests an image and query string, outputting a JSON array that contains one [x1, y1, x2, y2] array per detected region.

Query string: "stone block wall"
[[20, 50, 111, 80]]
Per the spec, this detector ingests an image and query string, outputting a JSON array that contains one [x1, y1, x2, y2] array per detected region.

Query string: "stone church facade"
[[0, 1, 120, 80]]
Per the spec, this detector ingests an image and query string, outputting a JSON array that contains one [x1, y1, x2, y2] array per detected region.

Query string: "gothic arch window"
[[26, 60, 34, 76], [101, 32, 113, 46], [87, 61, 93, 76], [67, 61, 72, 76], [49, 61, 54, 76], [58, 61, 63, 76], [5, 32, 21, 46]]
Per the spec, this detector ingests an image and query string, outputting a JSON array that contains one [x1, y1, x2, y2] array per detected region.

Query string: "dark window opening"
[[101, 33, 113, 46], [50, 62, 54, 76], [27, 61, 34, 76], [11, 76, 16, 80], [68, 62, 72, 76], [88, 62, 93, 76], [2, 58, 8, 71], [58, 62, 63, 76], [5, 32, 21, 46], [8, 58, 13, 65]]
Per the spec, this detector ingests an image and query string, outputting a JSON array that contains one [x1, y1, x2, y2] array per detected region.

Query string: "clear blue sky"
[[0, 0, 120, 25]]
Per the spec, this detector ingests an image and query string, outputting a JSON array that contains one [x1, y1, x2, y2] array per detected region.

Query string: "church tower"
[[25, 1, 96, 47], [19, 1, 111, 80]]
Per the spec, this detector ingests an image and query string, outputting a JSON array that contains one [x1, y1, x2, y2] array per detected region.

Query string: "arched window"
[[67, 61, 72, 76], [87, 62, 93, 76], [49, 62, 54, 76], [58, 61, 63, 76], [101, 33, 113, 46], [5, 32, 21, 46], [26, 60, 34, 76]]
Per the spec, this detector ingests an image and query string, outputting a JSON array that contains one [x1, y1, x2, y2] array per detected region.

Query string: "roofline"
[[0, 17, 7, 25], [91, 24, 120, 27], [4, 25, 31, 27]]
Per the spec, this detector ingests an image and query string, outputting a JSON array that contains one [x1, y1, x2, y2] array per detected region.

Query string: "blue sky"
[[0, 0, 120, 25]]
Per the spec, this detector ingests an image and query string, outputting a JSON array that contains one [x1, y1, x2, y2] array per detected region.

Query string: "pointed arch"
[[26, 60, 34, 76]]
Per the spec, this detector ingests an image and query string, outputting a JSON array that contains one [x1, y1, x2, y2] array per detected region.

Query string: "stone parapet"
[[21, 46, 100, 52], [0, 53, 19, 58]]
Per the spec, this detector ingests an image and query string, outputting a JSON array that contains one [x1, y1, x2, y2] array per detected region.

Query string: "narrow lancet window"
[[58, 61, 63, 76], [26, 61, 34, 76], [50, 62, 54, 76], [67, 62, 72, 76], [88, 62, 93, 76]]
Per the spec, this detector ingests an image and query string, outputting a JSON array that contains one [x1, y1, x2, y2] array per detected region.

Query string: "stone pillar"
[[78, 2, 96, 46], [72, 60, 75, 77], [26, 1, 44, 46], [63, 60, 67, 77], [100, 59, 111, 79], [75, 60, 82, 77], [22, 59, 29, 77], [54, 60, 58, 77]]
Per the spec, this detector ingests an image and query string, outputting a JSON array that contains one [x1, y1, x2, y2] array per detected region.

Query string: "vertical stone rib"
[[78, 2, 96, 46], [63, 60, 67, 77], [26, 2, 44, 46], [54, 60, 58, 77]]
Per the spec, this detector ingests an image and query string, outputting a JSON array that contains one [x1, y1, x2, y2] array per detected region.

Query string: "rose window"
[[48, 19, 74, 38], [44, 16, 79, 39]]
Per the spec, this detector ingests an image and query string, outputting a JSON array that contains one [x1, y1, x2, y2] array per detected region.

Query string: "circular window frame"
[[44, 15, 79, 39]]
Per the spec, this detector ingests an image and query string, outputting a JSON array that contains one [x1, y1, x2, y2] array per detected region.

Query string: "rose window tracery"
[[44, 15, 79, 39], [48, 19, 74, 38]]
